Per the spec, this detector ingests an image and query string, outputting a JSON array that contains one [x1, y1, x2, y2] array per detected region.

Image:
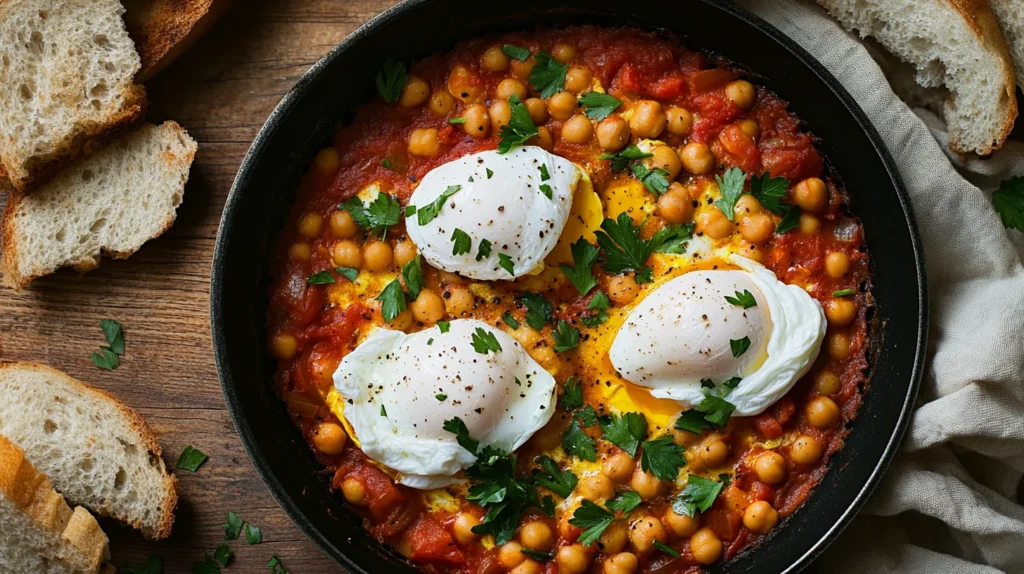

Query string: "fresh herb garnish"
[[381, 405, 388, 417], [502, 311, 520, 330], [502, 44, 531, 61], [594, 213, 657, 283], [699, 394, 736, 427], [438, 320, 451, 333], [653, 540, 681, 557], [498, 253, 516, 276], [539, 183, 553, 199], [175, 445, 208, 472], [521, 549, 553, 562], [562, 377, 584, 410], [223, 511, 244, 540], [581, 291, 610, 326], [581, 310, 608, 327], [476, 238, 493, 261], [375, 279, 407, 323], [306, 270, 335, 285], [486, 168, 494, 179], [375, 58, 408, 103], [267, 555, 290, 573], [498, 95, 538, 154], [560, 239, 600, 296], [730, 336, 751, 357], [715, 167, 746, 221], [639, 436, 687, 481], [599, 145, 653, 172], [672, 474, 726, 517], [674, 410, 713, 434], [833, 288, 855, 297], [436, 394, 448, 402], [562, 419, 597, 461], [531, 456, 578, 497], [629, 163, 671, 196], [451, 228, 472, 255], [589, 291, 610, 309], [340, 193, 402, 238], [401, 255, 424, 300], [414, 185, 461, 225], [521, 292, 554, 330], [382, 158, 393, 170], [578, 91, 622, 121], [336, 267, 359, 282], [553, 320, 581, 352], [539, 164, 550, 181], [725, 290, 757, 308], [528, 51, 568, 98], [993, 176, 1024, 231], [471, 327, 503, 354], [91, 319, 125, 371], [649, 223, 695, 254], [599, 412, 648, 457], [748, 171, 800, 234], [245, 524, 262, 545], [605, 491, 642, 514], [448, 116, 467, 124], [570, 499, 616, 545]]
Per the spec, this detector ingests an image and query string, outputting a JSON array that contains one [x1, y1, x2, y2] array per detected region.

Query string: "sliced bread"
[[0, 121, 197, 290], [0, 434, 111, 573], [0, 0, 147, 191], [0, 362, 179, 540], [991, 0, 1024, 91], [817, 0, 1017, 156], [124, 0, 234, 81]]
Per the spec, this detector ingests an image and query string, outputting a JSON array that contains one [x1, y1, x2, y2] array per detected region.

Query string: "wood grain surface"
[[0, 1, 399, 571]]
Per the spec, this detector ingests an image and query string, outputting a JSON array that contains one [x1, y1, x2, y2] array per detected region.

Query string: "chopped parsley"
[[539, 183, 553, 199], [629, 163, 671, 196], [245, 524, 262, 545], [570, 499, 616, 545], [649, 223, 695, 254], [531, 456, 578, 497], [414, 185, 461, 225], [175, 445, 208, 472], [775, 204, 802, 234], [639, 436, 687, 481], [562, 377, 584, 410], [528, 51, 568, 98], [599, 412, 648, 457], [375, 279, 407, 323], [375, 58, 408, 103], [993, 176, 1024, 231], [267, 555, 289, 573], [562, 419, 597, 461], [589, 291, 610, 310], [594, 213, 657, 282], [539, 164, 550, 180], [560, 239, 600, 296], [339, 193, 402, 238], [91, 319, 125, 371], [336, 267, 359, 282], [582, 291, 610, 327], [502, 44, 531, 61], [381, 405, 387, 417], [578, 91, 622, 121], [730, 336, 751, 357], [674, 410, 713, 434], [306, 270, 334, 285], [715, 167, 746, 221], [223, 511, 244, 540], [599, 145, 653, 172], [653, 540, 681, 557], [486, 168, 494, 179], [498, 95, 538, 154], [435, 394, 448, 402], [502, 311, 520, 330], [725, 289, 757, 308], [451, 228, 472, 255], [581, 310, 608, 328], [476, 238, 493, 261], [552, 320, 581, 352], [498, 253, 516, 276], [401, 255, 424, 300], [471, 327, 503, 354], [448, 116, 466, 124], [521, 549, 553, 562], [382, 157, 393, 170], [605, 491, 642, 514], [749, 171, 800, 234], [834, 288, 855, 297], [521, 292, 554, 330], [672, 474, 726, 517], [443, 417, 480, 454], [438, 320, 451, 333], [700, 394, 737, 427]]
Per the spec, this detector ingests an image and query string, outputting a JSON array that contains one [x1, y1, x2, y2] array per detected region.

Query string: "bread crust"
[[126, 0, 234, 81], [0, 361, 179, 540]]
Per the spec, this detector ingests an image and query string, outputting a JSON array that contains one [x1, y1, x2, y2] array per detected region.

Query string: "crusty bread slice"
[[0, 362, 179, 540], [124, 0, 234, 82], [0, 121, 197, 290], [817, 0, 1017, 156], [0, 0, 147, 191], [991, 0, 1024, 91], [0, 434, 110, 573]]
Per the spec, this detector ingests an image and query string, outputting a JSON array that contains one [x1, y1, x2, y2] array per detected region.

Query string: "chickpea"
[[697, 438, 730, 468], [510, 58, 536, 82], [490, 99, 512, 132], [628, 516, 667, 553], [651, 146, 682, 180], [289, 243, 311, 262], [734, 194, 764, 217], [604, 552, 639, 574], [598, 521, 629, 554], [298, 213, 323, 238], [655, 184, 693, 224], [463, 104, 491, 138], [393, 239, 418, 267], [608, 275, 639, 305], [498, 542, 526, 568], [815, 371, 841, 395], [579, 473, 615, 501], [399, 75, 430, 108], [739, 213, 775, 245], [520, 521, 554, 551], [510, 561, 542, 574], [689, 527, 723, 565], [341, 477, 366, 505], [725, 79, 756, 110], [825, 251, 851, 278], [452, 512, 480, 546], [314, 147, 340, 176], [664, 508, 700, 537], [363, 240, 394, 272], [792, 177, 828, 212], [481, 45, 510, 72], [271, 333, 297, 360], [828, 332, 852, 360], [807, 396, 841, 429], [386, 308, 413, 330], [738, 241, 767, 263], [799, 213, 821, 234], [525, 97, 549, 124], [743, 501, 779, 534], [429, 90, 455, 116], [565, 65, 593, 93], [629, 100, 667, 139], [439, 270, 464, 285], [444, 287, 475, 316], [596, 115, 630, 151], [408, 128, 440, 157], [312, 422, 347, 455], [330, 210, 359, 238], [552, 43, 577, 63], [680, 142, 715, 175], [529, 126, 555, 151], [696, 209, 735, 240], [562, 115, 594, 144], [448, 64, 482, 103], [666, 107, 693, 136], [602, 452, 636, 483], [556, 544, 589, 574], [670, 427, 699, 447], [790, 435, 823, 465], [753, 451, 786, 484], [411, 290, 445, 325], [739, 118, 760, 139], [547, 91, 578, 120], [825, 299, 857, 326], [496, 78, 528, 101], [630, 468, 663, 500], [333, 240, 363, 269]]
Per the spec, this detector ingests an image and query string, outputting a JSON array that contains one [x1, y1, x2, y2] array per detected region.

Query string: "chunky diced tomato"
[[749, 481, 776, 502], [404, 516, 465, 564], [691, 68, 734, 92], [646, 72, 686, 100]]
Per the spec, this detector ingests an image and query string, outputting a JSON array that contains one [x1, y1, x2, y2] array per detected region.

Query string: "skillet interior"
[[211, 1, 927, 572]]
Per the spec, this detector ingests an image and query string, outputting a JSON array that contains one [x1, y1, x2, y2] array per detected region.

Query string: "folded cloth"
[[734, 1, 1024, 572]]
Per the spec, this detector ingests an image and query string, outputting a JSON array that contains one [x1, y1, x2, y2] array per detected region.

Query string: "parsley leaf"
[[476, 238, 493, 261], [498, 253, 516, 276], [599, 145, 653, 172], [539, 183, 553, 199], [245, 523, 262, 545], [375, 58, 408, 103], [569, 500, 615, 545], [448, 116, 466, 125], [725, 290, 757, 308], [672, 474, 725, 517], [649, 223, 695, 254], [578, 92, 622, 121], [486, 168, 494, 179], [306, 270, 335, 285], [562, 419, 597, 461], [730, 336, 751, 357], [599, 412, 648, 457], [994, 176, 1024, 231], [363, 193, 402, 238], [223, 511, 244, 540], [521, 549, 553, 562], [553, 320, 581, 352], [337, 197, 371, 228], [401, 255, 424, 300], [581, 310, 608, 328], [574, 404, 599, 427], [653, 540, 681, 557], [562, 377, 584, 410], [502, 44, 530, 61], [559, 240, 600, 296], [267, 555, 289, 573], [539, 164, 550, 181], [414, 185, 461, 225], [748, 172, 790, 214], [336, 267, 359, 282], [674, 410, 712, 434], [451, 228, 472, 255], [775, 204, 801, 234], [528, 52, 569, 98], [175, 446, 208, 472], [629, 163, 671, 196], [435, 394, 447, 402], [699, 394, 736, 427], [521, 292, 553, 330], [91, 347, 119, 371], [531, 456, 578, 497], [639, 436, 687, 481], [442, 417, 479, 455], [438, 320, 451, 333], [375, 279, 407, 323], [714, 167, 746, 221], [605, 491, 642, 514], [472, 327, 503, 354], [101, 319, 125, 355], [834, 288, 855, 297], [595, 212, 654, 282], [589, 291, 610, 310], [498, 95, 538, 154], [502, 311, 520, 330], [582, 291, 611, 326]]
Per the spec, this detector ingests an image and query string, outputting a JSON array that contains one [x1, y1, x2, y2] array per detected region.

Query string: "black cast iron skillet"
[[211, 0, 928, 571]]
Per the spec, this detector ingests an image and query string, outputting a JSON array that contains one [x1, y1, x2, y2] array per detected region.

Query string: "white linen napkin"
[[733, 1, 1024, 572]]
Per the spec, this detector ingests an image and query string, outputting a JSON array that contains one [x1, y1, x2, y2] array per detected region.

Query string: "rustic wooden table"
[[0, 1, 400, 571]]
